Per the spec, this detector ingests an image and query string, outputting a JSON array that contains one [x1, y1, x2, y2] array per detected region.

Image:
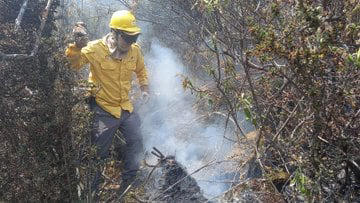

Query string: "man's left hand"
[[141, 91, 150, 104], [140, 85, 150, 104]]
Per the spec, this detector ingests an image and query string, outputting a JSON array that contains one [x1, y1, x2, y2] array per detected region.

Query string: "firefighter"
[[65, 10, 149, 198]]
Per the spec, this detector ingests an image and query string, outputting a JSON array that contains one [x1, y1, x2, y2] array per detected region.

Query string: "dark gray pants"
[[90, 103, 143, 193]]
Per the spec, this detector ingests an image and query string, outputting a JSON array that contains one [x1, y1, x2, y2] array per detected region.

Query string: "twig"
[[272, 99, 302, 142], [212, 40, 246, 140], [246, 59, 306, 97], [14, 0, 29, 31], [118, 184, 132, 200], [197, 179, 241, 184], [243, 56, 261, 121], [151, 151, 162, 158], [132, 195, 148, 203], [317, 136, 330, 144], [290, 119, 306, 139], [106, 176, 138, 202], [223, 135, 237, 143], [152, 147, 165, 159], [212, 111, 237, 128], [278, 149, 290, 174], [345, 109, 360, 129], [142, 160, 161, 187], [0, 52, 31, 60], [348, 160, 360, 175], [281, 172, 294, 193], [254, 0, 261, 12], [243, 56, 265, 160]]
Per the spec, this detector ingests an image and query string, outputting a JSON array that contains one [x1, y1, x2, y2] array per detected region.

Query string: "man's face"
[[114, 32, 132, 53], [111, 30, 139, 52]]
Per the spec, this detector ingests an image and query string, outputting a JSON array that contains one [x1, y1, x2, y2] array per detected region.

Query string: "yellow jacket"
[[65, 37, 148, 118]]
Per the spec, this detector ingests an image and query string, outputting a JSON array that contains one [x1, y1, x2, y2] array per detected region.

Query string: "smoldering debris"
[[150, 148, 208, 203]]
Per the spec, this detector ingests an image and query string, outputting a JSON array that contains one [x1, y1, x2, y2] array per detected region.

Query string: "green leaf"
[[291, 168, 311, 198], [244, 107, 251, 120], [208, 98, 213, 106]]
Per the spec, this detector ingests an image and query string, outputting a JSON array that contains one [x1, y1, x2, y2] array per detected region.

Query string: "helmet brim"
[[109, 26, 141, 35]]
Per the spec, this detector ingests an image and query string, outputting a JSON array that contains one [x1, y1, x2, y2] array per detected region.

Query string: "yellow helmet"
[[109, 10, 141, 34]]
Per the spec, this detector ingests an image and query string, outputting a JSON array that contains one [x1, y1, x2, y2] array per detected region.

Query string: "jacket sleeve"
[[134, 46, 149, 87], [65, 43, 89, 70]]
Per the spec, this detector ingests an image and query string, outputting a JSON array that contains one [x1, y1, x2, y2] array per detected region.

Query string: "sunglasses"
[[114, 30, 139, 44]]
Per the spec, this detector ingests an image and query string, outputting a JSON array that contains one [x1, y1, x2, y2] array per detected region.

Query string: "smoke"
[[138, 40, 240, 199]]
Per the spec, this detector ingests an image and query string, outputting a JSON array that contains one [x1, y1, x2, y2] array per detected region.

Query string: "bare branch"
[[272, 98, 303, 142], [254, 0, 261, 12], [31, 0, 53, 56], [14, 0, 29, 31], [0, 52, 31, 60]]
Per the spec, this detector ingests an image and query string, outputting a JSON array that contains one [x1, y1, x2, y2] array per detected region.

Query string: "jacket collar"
[[102, 33, 132, 60]]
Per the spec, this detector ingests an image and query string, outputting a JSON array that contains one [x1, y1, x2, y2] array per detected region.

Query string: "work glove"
[[72, 22, 88, 48], [140, 85, 150, 104]]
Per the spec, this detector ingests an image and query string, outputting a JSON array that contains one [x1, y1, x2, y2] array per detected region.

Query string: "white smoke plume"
[[138, 40, 241, 199]]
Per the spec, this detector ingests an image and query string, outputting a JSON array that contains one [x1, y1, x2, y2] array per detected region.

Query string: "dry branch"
[[0, 52, 31, 60], [31, 0, 53, 56], [151, 147, 165, 159], [14, 0, 29, 31], [272, 99, 302, 142]]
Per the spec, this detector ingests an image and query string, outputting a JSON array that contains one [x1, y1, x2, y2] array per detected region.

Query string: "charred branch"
[[151, 147, 165, 159]]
